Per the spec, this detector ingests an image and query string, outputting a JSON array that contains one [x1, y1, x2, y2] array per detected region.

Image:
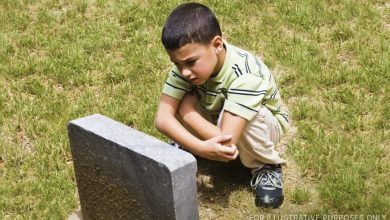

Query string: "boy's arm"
[[219, 111, 247, 146], [179, 94, 221, 140], [155, 94, 239, 162], [179, 93, 247, 147], [182, 109, 247, 146]]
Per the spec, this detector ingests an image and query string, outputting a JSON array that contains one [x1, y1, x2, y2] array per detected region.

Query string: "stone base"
[[67, 209, 83, 220]]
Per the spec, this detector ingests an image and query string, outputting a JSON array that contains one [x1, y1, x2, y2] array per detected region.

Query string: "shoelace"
[[250, 166, 283, 190]]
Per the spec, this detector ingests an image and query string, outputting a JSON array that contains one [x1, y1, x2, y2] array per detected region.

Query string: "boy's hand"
[[199, 135, 239, 162]]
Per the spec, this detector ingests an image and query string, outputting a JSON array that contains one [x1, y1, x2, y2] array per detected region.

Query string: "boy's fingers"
[[230, 144, 239, 158], [223, 145, 239, 160], [232, 147, 239, 159], [213, 134, 232, 143], [219, 144, 236, 155]]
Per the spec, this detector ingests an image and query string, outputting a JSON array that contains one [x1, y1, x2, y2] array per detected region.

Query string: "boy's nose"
[[182, 69, 192, 79]]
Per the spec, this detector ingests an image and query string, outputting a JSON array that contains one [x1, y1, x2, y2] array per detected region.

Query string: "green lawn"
[[0, 0, 389, 219]]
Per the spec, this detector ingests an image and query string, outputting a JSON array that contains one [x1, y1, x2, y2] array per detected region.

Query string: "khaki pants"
[[197, 104, 287, 172]]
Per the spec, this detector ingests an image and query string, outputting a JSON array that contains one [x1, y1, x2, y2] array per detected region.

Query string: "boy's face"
[[167, 38, 224, 85]]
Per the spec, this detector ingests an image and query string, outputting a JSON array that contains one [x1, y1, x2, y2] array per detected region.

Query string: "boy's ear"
[[211, 36, 224, 53]]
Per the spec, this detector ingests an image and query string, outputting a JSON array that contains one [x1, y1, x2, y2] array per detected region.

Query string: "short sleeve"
[[224, 74, 268, 121], [162, 67, 193, 100]]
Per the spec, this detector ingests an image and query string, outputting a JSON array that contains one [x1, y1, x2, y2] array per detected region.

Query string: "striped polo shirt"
[[162, 41, 289, 135]]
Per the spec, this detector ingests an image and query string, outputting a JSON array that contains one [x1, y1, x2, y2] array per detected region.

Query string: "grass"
[[0, 0, 389, 219], [291, 186, 310, 205]]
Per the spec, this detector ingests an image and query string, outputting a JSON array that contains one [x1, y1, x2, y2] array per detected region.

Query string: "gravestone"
[[67, 114, 199, 220]]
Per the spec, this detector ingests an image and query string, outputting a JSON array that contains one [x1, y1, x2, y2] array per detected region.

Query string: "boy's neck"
[[211, 44, 226, 77]]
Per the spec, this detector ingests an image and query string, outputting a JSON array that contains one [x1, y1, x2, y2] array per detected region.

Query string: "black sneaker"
[[250, 164, 284, 208]]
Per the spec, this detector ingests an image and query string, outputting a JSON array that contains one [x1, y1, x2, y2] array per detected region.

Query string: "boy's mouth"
[[190, 78, 198, 83]]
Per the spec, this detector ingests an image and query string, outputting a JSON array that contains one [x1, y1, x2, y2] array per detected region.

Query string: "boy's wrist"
[[191, 139, 207, 157]]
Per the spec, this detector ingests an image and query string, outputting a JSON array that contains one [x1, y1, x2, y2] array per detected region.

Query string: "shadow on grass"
[[195, 156, 252, 207]]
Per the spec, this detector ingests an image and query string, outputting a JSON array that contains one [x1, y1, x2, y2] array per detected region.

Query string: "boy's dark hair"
[[162, 2, 222, 51]]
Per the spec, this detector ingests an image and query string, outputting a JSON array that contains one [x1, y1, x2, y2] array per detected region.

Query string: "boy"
[[155, 2, 289, 208]]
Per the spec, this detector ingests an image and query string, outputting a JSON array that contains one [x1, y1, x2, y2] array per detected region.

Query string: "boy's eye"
[[186, 60, 196, 65]]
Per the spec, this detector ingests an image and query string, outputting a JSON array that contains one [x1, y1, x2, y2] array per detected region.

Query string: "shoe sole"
[[255, 195, 284, 208]]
